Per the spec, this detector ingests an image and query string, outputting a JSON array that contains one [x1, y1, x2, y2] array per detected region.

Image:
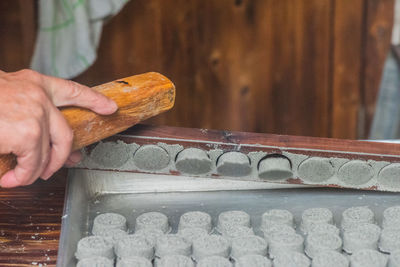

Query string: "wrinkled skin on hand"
[[0, 69, 118, 188]]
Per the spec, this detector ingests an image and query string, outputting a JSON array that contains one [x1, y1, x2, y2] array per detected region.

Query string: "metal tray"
[[57, 169, 400, 267]]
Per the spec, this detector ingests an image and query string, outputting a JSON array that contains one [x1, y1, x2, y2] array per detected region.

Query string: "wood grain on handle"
[[0, 72, 175, 178]]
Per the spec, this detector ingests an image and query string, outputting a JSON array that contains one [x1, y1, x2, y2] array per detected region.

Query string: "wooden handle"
[[0, 72, 175, 178]]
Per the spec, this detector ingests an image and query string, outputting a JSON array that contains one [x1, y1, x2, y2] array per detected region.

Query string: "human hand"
[[0, 69, 118, 188]]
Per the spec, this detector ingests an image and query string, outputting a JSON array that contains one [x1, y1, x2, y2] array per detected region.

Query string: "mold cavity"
[[337, 160, 374, 186], [175, 148, 212, 175], [257, 154, 293, 180], [133, 145, 170, 171], [297, 157, 335, 183], [216, 151, 251, 177]]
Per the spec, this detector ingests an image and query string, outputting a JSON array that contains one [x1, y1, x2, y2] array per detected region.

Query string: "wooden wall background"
[[0, 0, 394, 139]]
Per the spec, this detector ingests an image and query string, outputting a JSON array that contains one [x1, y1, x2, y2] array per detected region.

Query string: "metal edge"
[[56, 169, 76, 267]]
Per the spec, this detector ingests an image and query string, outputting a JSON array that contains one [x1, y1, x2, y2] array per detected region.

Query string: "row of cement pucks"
[[177, 148, 400, 188], [134, 144, 295, 178], [92, 141, 295, 178]]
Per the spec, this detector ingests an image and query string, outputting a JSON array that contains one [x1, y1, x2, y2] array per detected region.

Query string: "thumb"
[[40, 75, 118, 115]]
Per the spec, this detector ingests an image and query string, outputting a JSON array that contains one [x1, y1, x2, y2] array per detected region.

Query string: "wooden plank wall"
[[0, 0, 394, 139]]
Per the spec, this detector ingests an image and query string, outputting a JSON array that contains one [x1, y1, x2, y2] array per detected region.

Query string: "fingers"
[[0, 129, 50, 188], [64, 151, 82, 167], [40, 107, 73, 180], [39, 75, 118, 115]]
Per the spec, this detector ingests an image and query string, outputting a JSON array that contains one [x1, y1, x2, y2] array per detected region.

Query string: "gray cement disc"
[[220, 225, 254, 241], [116, 257, 152, 267], [261, 209, 294, 230], [308, 223, 340, 236], [383, 206, 400, 229], [156, 255, 195, 267], [273, 252, 310, 267], [196, 256, 232, 267], [192, 235, 230, 261], [300, 208, 333, 234], [217, 210, 251, 233], [268, 232, 304, 259], [378, 163, 400, 190], [298, 157, 335, 183], [311, 251, 349, 267], [216, 152, 251, 177], [258, 156, 293, 180], [135, 212, 170, 233], [76, 256, 114, 267], [175, 148, 212, 175], [90, 141, 130, 168], [114, 235, 154, 260], [341, 206, 375, 231], [94, 228, 128, 245], [133, 145, 170, 171], [236, 255, 272, 267], [155, 234, 192, 257], [350, 249, 388, 267], [75, 236, 114, 260], [178, 227, 209, 244], [337, 160, 374, 186], [178, 211, 212, 233], [231, 235, 268, 259], [92, 213, 127, 235], [379, 228, 400, 253], [389, 250, 400, 267], [134, 228, 165, 247], [262, 224, 296, 242], [343, 223, 381, 254], [304, 233, 342, 258]]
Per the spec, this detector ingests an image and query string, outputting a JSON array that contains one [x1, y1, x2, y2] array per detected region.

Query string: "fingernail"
[[108, 100, 118, 113], [69, 152, 82, 163], [41, 172, 51, 180]]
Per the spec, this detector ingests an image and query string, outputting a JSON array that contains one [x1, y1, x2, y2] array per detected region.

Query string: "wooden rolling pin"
[[0, 72, 175, 178]]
